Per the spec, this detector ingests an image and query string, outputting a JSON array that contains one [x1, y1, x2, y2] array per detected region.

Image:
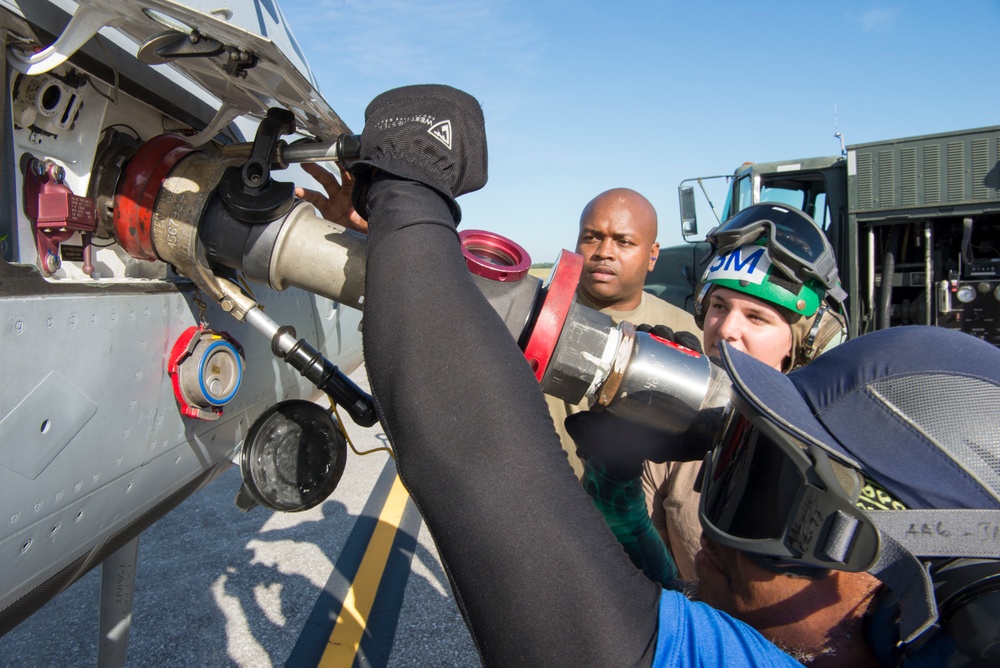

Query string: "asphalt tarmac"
[[0, 366, 481, 667]]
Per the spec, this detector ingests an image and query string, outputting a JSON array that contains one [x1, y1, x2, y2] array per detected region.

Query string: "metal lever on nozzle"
[[217, 108, 299, 224], [244, 307, 377, 427], [271, 134, 362, 165]]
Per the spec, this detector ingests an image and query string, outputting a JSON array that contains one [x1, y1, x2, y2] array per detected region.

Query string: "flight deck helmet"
[[693, 203, 847, 370]]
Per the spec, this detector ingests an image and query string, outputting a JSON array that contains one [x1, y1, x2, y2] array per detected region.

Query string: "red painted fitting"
[[522, 250, 583, 381], [459, 229, 532, 281], [114, 134, 194, 261]]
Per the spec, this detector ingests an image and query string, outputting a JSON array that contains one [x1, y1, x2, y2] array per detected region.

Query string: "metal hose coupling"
[[596, 327, 731, 433], [540, 299, 731, 435]]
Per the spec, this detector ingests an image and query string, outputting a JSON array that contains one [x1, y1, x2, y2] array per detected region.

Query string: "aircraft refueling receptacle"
[[97, 112, 382, 517], [0, 0, 374, 650]]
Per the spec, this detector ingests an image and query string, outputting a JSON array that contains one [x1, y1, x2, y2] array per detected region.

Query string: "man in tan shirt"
[[545, 188, 703, 579]]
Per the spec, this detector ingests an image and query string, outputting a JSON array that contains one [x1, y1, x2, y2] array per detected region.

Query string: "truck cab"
[[649, 126, 1000, 347], [646, 155, 846, 314]]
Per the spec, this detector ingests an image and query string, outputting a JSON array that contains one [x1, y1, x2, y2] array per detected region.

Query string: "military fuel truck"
[[648, 125, 1000, 346]]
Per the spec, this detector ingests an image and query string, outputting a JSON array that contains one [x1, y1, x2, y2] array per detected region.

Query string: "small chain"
[[192, 290, 208, 327]]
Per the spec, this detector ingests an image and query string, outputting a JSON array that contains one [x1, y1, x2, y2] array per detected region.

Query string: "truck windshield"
[[728, 174, 830, 231], [760, 185, 829, 230], [733, 174, 753, 214]]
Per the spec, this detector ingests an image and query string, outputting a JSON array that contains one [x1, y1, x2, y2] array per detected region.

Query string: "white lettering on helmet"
[[704, 244, 772, 284]]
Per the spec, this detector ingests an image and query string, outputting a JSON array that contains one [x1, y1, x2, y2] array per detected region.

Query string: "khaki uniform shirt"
[[642, 459, 703, 580]]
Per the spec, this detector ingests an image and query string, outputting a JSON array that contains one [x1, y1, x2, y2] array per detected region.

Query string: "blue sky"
[[280, 0, 1000, 263]]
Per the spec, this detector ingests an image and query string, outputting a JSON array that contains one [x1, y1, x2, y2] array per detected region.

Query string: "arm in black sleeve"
[[361, 175, 662, 667]]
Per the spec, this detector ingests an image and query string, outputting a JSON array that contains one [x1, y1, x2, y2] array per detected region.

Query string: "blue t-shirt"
[[653, 590, 804, 667]]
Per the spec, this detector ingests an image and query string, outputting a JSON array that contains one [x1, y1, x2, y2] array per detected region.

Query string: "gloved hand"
[[566, 411, 715, 480], [349, 84, 488, 222], [636, 323, 703, 355]]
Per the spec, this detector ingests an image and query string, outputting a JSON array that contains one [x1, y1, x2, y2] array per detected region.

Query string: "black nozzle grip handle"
[[319, 368, 378, 427], [336, 134, 362, 162], [274, 327, 378, 427]]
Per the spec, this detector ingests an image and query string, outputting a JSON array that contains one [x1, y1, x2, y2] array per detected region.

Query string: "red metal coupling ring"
[[168, 325, 245, 420], [459, 229, 532, 282], [522, 249, 583, 381], [114, 134, 194, 261]]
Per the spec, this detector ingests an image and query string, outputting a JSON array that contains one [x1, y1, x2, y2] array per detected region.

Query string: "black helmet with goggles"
[[705, 202, 848, 306]]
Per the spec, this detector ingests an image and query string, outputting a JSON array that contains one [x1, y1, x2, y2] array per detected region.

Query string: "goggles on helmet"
[[697, 397, 880, 573], [707, 203, 847, 304]]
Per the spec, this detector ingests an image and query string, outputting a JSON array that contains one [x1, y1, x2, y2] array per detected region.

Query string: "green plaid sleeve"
[[582, 460, 678, 585]]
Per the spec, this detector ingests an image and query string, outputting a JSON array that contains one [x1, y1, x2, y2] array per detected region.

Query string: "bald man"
[[575, 188, 660, 310], [546, 188, 697, 473]]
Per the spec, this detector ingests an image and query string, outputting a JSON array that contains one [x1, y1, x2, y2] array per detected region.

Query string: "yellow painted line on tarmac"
[[319, 474, 409, 667]]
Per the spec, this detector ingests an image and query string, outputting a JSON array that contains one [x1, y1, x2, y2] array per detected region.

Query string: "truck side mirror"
[[679, 186, 697, 237]]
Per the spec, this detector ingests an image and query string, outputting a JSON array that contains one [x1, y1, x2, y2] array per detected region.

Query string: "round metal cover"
[[240, 400, 347, 512]]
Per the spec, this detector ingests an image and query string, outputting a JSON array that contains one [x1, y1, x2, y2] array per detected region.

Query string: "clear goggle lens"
[[707, 204, 840, 293]]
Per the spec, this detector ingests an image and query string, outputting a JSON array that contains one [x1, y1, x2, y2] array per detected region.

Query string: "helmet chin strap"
[[867, 533, 938, 644], [803, 308, 827, 360], [787, 304, 848, 370]]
